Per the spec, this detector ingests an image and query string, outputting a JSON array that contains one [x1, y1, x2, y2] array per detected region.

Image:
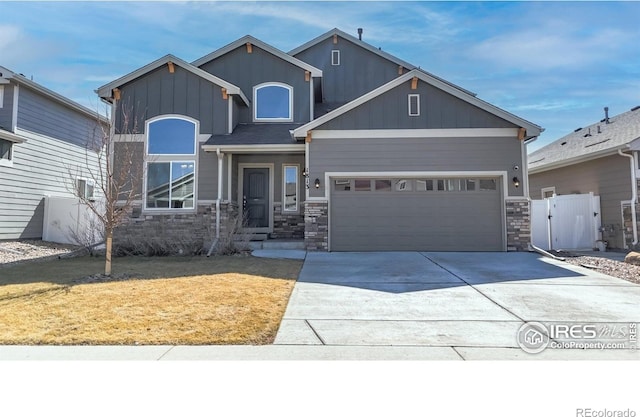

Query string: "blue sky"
[[1, 1, 639, 151]]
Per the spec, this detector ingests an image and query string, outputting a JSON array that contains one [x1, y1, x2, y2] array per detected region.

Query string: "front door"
[[243, 168, 269, 228]]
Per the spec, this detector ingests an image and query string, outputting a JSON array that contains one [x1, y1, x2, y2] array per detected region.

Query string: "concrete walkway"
[[275, 252, 639, 358]]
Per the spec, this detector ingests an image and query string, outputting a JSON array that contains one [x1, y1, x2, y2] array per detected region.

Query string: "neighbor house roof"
[[528, 106, 640, 173], [293, 69, 543, 139], [96, 55, 249, 105], [192, 35, 322, 77], [0, 65, 106, 123], [288, 28, 476, 97]]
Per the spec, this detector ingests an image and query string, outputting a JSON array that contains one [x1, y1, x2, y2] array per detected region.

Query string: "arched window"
[[145, 117, 197, 210], [253, 83, 293, 121]]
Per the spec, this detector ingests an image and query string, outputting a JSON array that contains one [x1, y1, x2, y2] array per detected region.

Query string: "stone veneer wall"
[[271, 202, 305, 239], [506, 200, 530, 252], [113, 201, 237, 253], [304, 200, 328, 251], [622, 203, 640, 250]]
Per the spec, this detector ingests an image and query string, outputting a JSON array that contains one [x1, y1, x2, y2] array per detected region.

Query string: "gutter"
[[618, 148, 638, 247]]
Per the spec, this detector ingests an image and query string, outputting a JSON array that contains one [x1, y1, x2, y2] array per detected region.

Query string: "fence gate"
[[531, 193, 602, 251]]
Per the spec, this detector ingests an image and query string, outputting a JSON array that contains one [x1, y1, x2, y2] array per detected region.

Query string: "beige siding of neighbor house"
[[529, 154, 632, 248]]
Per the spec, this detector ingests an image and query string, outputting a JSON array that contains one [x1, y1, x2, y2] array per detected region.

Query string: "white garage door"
[[330, 177, 504, 251]]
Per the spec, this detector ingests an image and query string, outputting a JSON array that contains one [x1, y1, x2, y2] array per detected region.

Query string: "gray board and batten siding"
[[315, 80, 518, 131], [308, 136, 524, 198], [114, 64, 230, 135], [197, 44, 312, 124], [330, 178, 504, 251], [528, 154, 632, 249], [293, 35, 409, 105], [0, 84, 14, 129]]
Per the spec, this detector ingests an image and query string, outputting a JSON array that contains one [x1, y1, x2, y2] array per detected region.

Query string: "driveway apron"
[[274, 252, 640, 351]]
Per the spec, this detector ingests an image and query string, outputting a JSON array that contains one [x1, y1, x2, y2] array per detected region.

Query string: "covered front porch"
[[202, 123, 307, 242]]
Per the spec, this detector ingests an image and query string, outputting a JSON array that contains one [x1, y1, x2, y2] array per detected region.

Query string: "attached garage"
[[329, 177, 504, 251]]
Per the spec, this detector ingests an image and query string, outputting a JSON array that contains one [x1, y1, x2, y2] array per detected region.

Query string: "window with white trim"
[[254, 83, 293, 121], [0, 138, 12, 162], [145, 117, 196, 210], [408, 94, 420, 116], [541, 187, 556, 199], [77, 178, 95, 200], [331, 50, 340, 66], [283, 165, 299, 212], [0, 85, 4, 108]]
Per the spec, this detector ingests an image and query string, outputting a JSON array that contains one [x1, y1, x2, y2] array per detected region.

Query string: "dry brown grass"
[[0, 255, 302, 345]]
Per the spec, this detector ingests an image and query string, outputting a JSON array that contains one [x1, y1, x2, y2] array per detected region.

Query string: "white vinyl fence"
[[42, 196, 104, 246], [531, 193, 602, 251]]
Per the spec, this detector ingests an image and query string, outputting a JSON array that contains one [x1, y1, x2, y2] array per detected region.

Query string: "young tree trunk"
[[105, 231, 113, 276]]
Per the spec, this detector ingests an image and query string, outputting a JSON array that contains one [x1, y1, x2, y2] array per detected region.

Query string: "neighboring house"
[[529, 106, 640, 250], [0, 66, 105, 240], [97, 28, 542, 252]]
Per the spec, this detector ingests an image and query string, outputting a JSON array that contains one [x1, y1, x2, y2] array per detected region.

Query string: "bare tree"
[[70, 102, 144, 276]]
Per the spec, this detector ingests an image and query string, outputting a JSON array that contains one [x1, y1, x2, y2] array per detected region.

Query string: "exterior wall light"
[[314, 178, 321, 189], [512, 176, 520, 188]]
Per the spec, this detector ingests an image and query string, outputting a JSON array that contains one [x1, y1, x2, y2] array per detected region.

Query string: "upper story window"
[[145, 117, 197, 210], [408, 94, 420, 116], [253, 83, 293, 122], [0, 86, 4, 108], [331, 50, 340, 66], [147, 117, 196, 155]]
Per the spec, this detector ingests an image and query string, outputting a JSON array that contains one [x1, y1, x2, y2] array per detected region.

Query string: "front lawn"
[[0, 255, 302, 345]]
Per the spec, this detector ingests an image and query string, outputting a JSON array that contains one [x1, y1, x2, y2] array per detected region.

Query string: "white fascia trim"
[[96, 55, 249, 106], [0, 128, 26, 143], [320, 170, 509, 199], [192, 35, 322, 77], [528, 146, 627, 174], [310, 128, 519, 139], [293, 69, 541, 139], [201, 144, 305, 153]]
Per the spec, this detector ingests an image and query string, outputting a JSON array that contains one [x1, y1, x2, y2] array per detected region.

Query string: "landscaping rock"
[[624, 251, 640, 266]]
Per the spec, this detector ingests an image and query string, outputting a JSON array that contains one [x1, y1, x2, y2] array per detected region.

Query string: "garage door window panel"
[[375, 179, 392, 192], [334, 179, 352, 191], [354, 179, 371, 191], [395, 179, 412, 192]]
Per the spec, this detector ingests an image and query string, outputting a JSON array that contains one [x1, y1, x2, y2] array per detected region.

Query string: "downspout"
[[207, 147, 224, 256], [618, 148, 638, 246]]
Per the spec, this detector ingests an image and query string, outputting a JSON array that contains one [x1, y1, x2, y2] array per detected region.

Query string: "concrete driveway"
[[275, 252, 640, 359]]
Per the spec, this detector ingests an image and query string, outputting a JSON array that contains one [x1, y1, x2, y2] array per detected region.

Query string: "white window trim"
[[282, 164, 300, 213], [144, 160, 197, 211], [145, 115, 197, 156], [331, 50, 340, 66], [143, 115, 198, 212], [76, 177, 96, 201], [408, 94, 420, 116], [253, 82, 293, 122], [0, 85, 4, 108], [541, 186, 556, 199]]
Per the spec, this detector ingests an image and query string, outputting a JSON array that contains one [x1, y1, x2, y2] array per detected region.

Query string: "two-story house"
[[97, 28, 542, 252], [0, 66, 104, 240]]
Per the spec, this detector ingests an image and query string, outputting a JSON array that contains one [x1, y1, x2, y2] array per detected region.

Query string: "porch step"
[[249, 240, 305, 250]]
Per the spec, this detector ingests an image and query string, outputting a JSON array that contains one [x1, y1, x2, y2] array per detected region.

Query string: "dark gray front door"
[[243, 168, 269, 228]]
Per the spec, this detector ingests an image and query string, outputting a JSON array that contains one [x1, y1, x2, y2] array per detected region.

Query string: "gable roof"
[[0, 65, 105, 122], [528, 106, 640, 173], [288, 28, 476, 97], [293, 69, 542, 139], [96, 55, 249, 105], [192, 35, 322, 77]]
